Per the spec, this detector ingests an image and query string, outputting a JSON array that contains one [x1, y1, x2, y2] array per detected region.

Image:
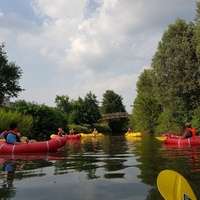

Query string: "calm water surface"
[[0, 134, 200, 200]]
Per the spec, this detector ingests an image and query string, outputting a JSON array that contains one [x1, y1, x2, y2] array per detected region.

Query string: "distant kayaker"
[[57, 127, 66, 136], [0, 130, 8, 138], [69, 128, 75, 135], [92, 128, 98, 135], [5, 123, 37, 144], [179, 122, 196, 139], [127, 128, 133, 133]]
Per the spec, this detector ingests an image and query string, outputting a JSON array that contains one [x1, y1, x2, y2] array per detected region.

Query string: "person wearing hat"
[[178, 122, 196, 139]]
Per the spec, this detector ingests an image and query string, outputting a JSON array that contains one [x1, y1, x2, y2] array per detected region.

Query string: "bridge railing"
[[101, 112, 129, 117], [98, 112, 129, 121]]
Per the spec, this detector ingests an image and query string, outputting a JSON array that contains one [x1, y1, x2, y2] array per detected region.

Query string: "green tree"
[[132, 69, 162, 133], [0, 108, 33, 136], [194, 1, 200, 57], [71, 92, 101, 125], [101, 90, 127, 134], [55, 95, 72, 113], [81, 91, 101, 124], [12, 100, 68, 139], [0, 43, 24, 104], [151, 19, 200, 123]]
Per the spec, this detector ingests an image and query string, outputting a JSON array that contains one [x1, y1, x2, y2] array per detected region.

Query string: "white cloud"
[[32, 0, 88, 20], [0, 0, 196, 113]]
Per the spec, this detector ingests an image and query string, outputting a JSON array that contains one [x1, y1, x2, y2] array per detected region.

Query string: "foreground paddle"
[[155, 136, 167, 141], [157, 170, 197, 200]]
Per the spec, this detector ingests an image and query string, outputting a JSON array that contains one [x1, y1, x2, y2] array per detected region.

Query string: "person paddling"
[[5, 123, 37, 144], [92, 128, 98, 135], [178, 122, 196, 139], [127, 128, 133, 133], [69, 128, 75, 135], [57, 127, 66, 137]]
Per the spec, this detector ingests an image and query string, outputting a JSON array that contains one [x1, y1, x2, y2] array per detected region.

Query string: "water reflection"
[[0, 135, 200, 199], [161, 144, 200, 173], [0, 151, 66, 199], [159, 143, 200, 198], [63, 136, 131, 180]]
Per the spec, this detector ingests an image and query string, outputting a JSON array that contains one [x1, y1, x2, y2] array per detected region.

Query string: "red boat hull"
[[0, 137, 66, 154], [164, 136, 200, 146]]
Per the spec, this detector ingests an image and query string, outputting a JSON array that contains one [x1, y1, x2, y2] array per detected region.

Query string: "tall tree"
[[101, 90, 127, 134], [132, 69, 162, 132], [0, 43, 24, 104], [74, 92, 101, 125], [151, 19, 200, 121], [81, 91, 101, 124], [55, 95, 72, 113], [194, 2, 200, 64]]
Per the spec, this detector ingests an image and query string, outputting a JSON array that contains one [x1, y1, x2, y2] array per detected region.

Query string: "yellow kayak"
[[80, 133, 104, 137], [125, 132, 142, 137]]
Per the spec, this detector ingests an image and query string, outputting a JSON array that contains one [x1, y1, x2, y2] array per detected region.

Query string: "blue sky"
[[0, 0, 197, 113]]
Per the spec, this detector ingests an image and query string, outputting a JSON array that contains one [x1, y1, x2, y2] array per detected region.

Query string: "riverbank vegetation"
[[0, 90, 127, 139]]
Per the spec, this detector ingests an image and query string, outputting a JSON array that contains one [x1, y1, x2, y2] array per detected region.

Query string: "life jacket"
[[186, 128, 197, 137], [58, 131, 64, 137], [4, 130, 21, 142]]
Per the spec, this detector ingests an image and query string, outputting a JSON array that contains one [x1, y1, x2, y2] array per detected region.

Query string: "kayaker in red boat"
[[0, 130, 8, 138], [178, 122, 196, 139], [5, 123, 37, 144], [57, 127, 66, 137], [69, 128, 75, 135]]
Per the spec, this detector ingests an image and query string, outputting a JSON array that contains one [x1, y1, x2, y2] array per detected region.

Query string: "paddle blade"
[[157, 170, 197, 200], [156, 136, 167, 141]]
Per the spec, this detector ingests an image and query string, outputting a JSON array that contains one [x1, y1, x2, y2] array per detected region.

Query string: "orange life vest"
[[4, 130, 21, 142], [58, 131, 64, 137], [186, 127, 196, 137]]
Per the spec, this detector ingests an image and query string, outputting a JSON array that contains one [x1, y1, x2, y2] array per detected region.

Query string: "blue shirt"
[[6, 133, 18, 144]]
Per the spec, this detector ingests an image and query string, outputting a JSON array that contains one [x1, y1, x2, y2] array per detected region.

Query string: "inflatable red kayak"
[[164, 136, 200, 146], [0, 137, 66, 154]]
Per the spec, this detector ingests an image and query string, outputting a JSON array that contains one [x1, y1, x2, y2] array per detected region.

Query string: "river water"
[[0, 134, 200, 200]]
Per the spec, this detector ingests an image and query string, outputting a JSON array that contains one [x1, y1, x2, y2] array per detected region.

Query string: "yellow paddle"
[[157, 169, 197, 200], [155, 136, 167, 141]]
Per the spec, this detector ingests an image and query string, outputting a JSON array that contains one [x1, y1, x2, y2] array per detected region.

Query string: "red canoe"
[[0, 137, 66, 154], [163, 136, 200, 146]]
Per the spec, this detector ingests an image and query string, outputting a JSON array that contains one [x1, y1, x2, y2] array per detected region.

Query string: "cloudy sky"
[[0, 0, 197, 113]]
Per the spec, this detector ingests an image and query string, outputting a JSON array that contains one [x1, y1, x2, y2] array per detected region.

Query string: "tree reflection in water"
[[0, 135, 200, 199]]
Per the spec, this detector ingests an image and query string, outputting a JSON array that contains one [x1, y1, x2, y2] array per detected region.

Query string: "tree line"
[[130, 2, 200, 135]]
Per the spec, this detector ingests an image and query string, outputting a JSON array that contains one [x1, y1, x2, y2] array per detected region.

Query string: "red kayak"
[[163, 136, 200, 146], [0, 137, 66, 154]]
